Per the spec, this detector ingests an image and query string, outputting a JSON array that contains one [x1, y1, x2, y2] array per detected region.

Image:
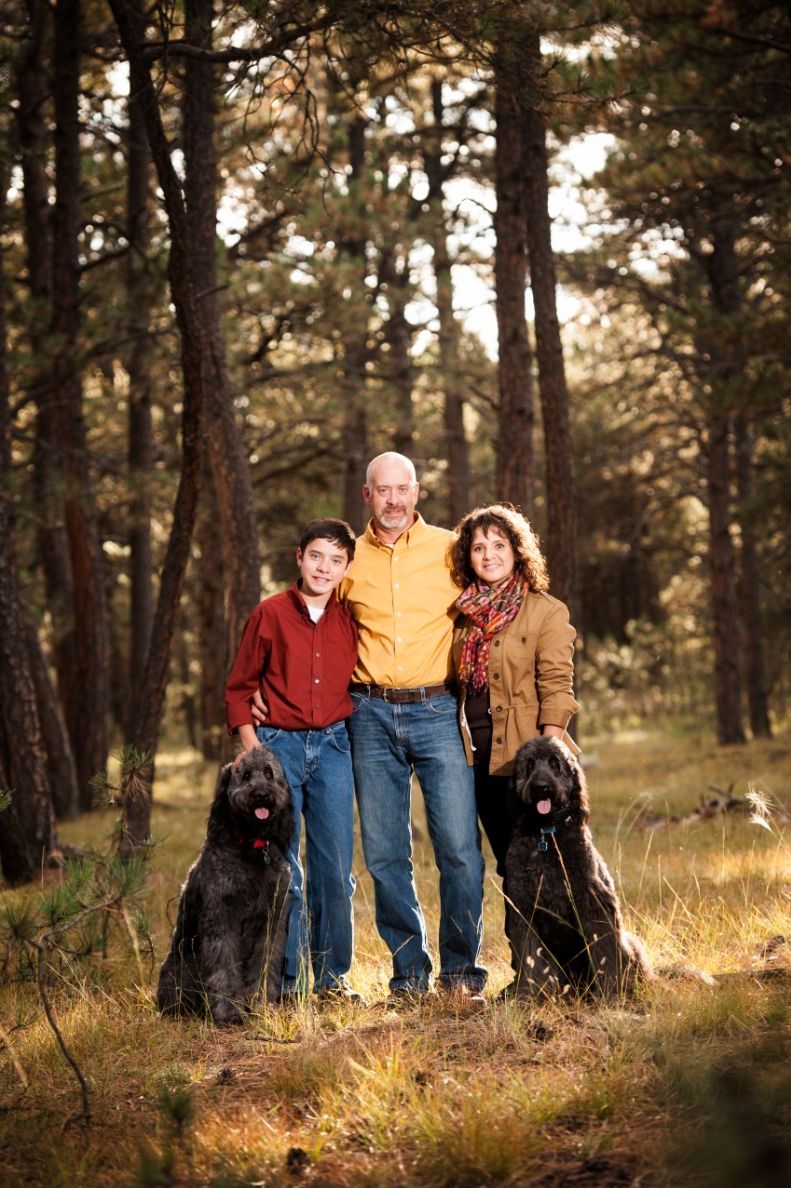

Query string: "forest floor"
[[0, 722, 789, 1187]]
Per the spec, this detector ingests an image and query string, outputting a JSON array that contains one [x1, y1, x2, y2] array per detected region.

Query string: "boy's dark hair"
[[298, 518, 356, 560]]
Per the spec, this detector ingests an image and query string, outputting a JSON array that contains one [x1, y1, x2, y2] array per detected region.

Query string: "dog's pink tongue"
[[254, 806, 270, 820], [536, 799, 552, 815]]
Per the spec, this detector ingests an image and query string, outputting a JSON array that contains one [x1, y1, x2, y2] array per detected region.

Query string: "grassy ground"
[[1, 723, 789, 1187]]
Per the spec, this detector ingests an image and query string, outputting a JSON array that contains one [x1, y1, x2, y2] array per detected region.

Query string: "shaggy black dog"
[[157, 746, 293, 1025], [503, 737, 650, 999]]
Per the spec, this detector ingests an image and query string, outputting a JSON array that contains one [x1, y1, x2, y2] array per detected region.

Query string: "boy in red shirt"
[[225, 518, 361, 1001]]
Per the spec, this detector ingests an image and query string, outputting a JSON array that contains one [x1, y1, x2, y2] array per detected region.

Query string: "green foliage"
[[0, 845, 152, 981]]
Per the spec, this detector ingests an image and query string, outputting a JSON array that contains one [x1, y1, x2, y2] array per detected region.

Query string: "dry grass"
[[1, 723, 789, 1186]]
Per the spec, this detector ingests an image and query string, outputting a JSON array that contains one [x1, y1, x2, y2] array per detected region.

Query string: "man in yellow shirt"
[[341, 452, 486, 1000]]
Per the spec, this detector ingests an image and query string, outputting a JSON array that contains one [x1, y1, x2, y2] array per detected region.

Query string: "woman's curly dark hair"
[[448, 504, 549, 592]]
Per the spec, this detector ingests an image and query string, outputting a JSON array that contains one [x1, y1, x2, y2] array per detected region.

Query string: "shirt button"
[[394, 583, 400, 589], [314, 678, 320, 684], [495, 736, 503, 744], [315, 652, 320, 657], [493, 673, 500, 679], [494, 640, 500, 647], [496, 705, 503, 712]]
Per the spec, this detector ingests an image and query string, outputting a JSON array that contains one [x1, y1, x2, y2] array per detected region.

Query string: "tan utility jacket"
[[452, 591, 580, 776]]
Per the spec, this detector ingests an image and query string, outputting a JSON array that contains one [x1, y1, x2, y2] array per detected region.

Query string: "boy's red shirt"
[[225, 583, 358, 733]]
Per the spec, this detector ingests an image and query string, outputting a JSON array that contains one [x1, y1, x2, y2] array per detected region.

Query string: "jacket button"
[[494, 640, 500, 647], [496, 705, 503, 712], [493, 673, 499, 679], [495, 736, 503, 744]]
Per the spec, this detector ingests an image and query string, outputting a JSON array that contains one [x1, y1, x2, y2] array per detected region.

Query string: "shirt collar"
[[287, 581, 337, 617], [364, 513, 426, 550]]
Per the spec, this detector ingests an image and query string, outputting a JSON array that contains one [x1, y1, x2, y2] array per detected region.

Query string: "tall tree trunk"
[[0, 161, 58, 884], [126, 46, 155, 723], [377, 230, 413, 460], [493, 50, 534, 515], [340, 112, 370, 531], [705, 415, 745, 744], [521, 38, 578, 620], [24, 615, 80, 820], [734, 412, 770, 737], [0, 601, 58, 884], [426, 80, 470, 527], [17, 0, 80, 746], [184, 0, 260, 658], [197, 464, 227, 761], [385, 274, 414, 459], [110, 0, 207, 855], [51, 0, 110, 802], [700, 221, 745, 744], [176, 627, 200, 751]]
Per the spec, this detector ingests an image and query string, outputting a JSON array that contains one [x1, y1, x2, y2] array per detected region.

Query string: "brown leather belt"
[[350, 681, 457, 704]]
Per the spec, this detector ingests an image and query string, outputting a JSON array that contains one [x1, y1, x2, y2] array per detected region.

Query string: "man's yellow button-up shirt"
[[339, 514, 459, 688]]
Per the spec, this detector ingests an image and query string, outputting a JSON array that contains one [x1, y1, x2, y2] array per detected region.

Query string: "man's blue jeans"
[[255, 722, 355, 992], [347, 690, 486, 992]]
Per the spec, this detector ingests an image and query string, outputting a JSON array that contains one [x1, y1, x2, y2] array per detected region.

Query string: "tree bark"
[[184, 0, 261, 658], [340, 112, 370, 532], [0, 630, 57, 885], [176, 627, 200, 751], [17, 0, 80, 751], [705, 414, 745, 744], [0, 160, 58, 884], [734, 412, 771, 737], [521, 41, 578, 620], [385, 273, 414, 460], [110, 0, 207, 855], [24, 614, 80, 820], [197, 464, 227, 761], [51, 0, 111, 803], [425, 80, 470, 527], [493, 50, 534, 515], [700, 221, 746, 744], [126, 45, 155, 722]]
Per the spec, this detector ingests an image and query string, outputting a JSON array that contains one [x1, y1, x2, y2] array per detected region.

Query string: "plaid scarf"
[[456, 572, 526, 692]]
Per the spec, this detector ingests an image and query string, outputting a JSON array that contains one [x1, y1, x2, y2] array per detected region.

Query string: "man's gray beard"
[[379, 511, 408, 528]]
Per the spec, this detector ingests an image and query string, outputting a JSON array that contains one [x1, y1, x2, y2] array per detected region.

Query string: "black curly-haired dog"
[[503, 736, 650, 999], [157, 746, 293, 1024]]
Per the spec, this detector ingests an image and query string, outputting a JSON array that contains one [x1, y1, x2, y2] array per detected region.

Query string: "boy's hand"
[[250, 690, 268, 725], [233, 722, 260, 768], [232, 745, 259, 771]]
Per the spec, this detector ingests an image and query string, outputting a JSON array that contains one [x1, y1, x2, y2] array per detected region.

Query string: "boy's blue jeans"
[[347, 690, 486, 993], [255, 721, 355, 993]]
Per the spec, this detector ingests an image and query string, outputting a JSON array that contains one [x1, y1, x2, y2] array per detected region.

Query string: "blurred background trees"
[[1, 0, 788, 877]]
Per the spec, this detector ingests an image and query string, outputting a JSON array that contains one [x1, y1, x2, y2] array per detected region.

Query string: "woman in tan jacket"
[[449, 504, 579, 876]]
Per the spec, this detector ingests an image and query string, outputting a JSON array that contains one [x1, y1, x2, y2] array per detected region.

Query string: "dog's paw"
[[211, 1000, 246, 1027]]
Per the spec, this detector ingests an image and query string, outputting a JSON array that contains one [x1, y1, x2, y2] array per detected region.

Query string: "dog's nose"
[[531, 782, 551, 798]]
